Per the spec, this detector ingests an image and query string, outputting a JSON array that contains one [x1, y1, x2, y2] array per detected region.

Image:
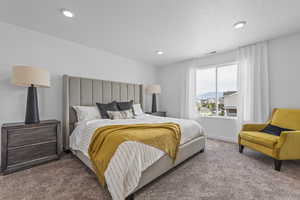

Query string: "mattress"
[[70, 114, 205, 200], [70, 114, 204, 155]]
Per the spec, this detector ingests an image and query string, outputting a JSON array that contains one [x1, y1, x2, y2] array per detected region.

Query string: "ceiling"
[[0, 0, 300, 66]]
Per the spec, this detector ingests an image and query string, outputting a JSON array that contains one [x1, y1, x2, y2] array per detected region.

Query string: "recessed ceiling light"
[[208, 51, 217, 55], [156, 50, 164, 55], [233, 21, 246, 29], [61, 9, 74, 18]]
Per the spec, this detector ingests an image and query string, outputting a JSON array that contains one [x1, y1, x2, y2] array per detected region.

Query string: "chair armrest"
[[275, 131, 300, 159], [276, 131, 300, 148], [241, 124, 268, 132]]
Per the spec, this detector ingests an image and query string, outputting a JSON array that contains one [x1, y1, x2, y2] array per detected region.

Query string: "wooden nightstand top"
[[2, 120, 60, 129], [146, 111, 166, 117]]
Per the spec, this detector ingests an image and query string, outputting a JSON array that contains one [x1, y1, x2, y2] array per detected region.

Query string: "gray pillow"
[[117, 100, 133, 111], [96, 101, 119, 119]]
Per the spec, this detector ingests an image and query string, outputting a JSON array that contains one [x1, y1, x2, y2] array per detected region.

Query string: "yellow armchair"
[[238, 108, 300, 171]]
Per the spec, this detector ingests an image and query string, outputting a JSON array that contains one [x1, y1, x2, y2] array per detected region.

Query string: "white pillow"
[[107, 110, 134, 120], [72, 106, 101, 121], [132, 104, 144, 115]]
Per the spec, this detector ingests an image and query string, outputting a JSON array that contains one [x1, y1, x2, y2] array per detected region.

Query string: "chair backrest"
[[268, 108, 300, 130], [266, 109, 278, 123]]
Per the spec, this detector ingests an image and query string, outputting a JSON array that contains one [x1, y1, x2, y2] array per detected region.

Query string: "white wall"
[[269, 33, 300, 109], [0, 22, 157, 127], [158, 32, 300, 143]]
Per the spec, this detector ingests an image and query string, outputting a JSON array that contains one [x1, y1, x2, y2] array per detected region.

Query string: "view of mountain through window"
[[196, 64, 238, 117]]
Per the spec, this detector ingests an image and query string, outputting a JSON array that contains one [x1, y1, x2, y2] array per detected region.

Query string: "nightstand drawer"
[[7, 125, 56, 148], [7, 142, 57, 166], [1, 120, 62, 175]]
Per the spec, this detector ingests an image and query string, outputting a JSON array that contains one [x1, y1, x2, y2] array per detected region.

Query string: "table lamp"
[[11, 66, 50, 124], [146, 84, 161, 113]]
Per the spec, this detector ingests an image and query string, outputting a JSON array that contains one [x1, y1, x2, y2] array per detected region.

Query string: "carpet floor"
[[1, 139, 300, 200]]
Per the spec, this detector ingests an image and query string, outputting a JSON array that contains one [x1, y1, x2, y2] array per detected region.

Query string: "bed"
[[62, 75, 206, 200]]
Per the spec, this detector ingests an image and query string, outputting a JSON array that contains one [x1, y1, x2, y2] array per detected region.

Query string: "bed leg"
[[64, 149, 71, 154], [125, 193, 135, 200]]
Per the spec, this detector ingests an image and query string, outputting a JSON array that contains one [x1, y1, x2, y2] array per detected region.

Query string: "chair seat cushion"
[[240, 131, 279, 148]]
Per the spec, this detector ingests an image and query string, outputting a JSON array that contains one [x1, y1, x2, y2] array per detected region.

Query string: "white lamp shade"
[[11, 66, 50, 88], [146, 84, 161, 94]]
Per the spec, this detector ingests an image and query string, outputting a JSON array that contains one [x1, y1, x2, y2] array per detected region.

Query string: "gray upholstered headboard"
[[63, 75, 144, 151]]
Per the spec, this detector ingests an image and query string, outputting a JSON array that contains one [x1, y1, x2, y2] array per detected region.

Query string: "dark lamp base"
[[25, 85, 40, 124], [151, 93, 157, 113]]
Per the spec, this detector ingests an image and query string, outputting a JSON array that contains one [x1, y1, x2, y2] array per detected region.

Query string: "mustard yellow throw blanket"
[[88, 123, 181, 186]]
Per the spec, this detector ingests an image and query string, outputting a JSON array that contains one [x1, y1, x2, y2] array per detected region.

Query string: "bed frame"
[[63, 75, 144, 150], [63, 75, 205, 199]]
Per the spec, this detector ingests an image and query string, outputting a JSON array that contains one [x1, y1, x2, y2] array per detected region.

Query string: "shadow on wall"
[[39, 74, 63, 121], [0, 66, 27, 124]]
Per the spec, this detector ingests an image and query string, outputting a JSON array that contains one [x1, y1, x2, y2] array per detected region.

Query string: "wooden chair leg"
[[274, 159, 282, 171], [125, 193, 135, 200], [239, 145, 244, 153]]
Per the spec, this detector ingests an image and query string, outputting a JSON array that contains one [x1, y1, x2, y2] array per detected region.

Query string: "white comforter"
[[70, 114, 204, 200]]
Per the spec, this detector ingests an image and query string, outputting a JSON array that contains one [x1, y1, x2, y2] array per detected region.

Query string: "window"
[[196, 64, 238, 117]]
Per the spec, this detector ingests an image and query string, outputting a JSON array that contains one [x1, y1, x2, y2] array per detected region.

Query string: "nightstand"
[[1, 120, 62, 175], [146, 111, 166, 117]]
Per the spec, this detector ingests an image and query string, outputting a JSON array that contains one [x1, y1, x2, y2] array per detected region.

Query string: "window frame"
[[195, 62, 238, 119]]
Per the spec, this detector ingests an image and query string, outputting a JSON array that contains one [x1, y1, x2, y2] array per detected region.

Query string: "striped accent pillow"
[[107, 110, 134, 120]]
